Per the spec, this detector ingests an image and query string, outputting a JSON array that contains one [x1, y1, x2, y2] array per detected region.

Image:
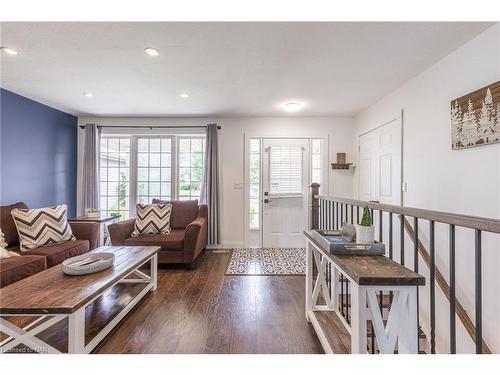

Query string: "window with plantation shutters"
[[268, 146, 304, 196]]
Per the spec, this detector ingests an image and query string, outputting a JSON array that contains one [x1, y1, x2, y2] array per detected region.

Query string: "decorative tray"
[[308, 229, 386, 255], [62, 252, 115, 275]]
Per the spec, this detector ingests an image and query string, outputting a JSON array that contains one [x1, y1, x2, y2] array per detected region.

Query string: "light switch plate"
[[402, 181, 408, 192]]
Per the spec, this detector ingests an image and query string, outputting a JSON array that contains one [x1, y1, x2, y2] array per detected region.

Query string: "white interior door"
[[358, 119, 402, 205], [262, 138, 309, 248]]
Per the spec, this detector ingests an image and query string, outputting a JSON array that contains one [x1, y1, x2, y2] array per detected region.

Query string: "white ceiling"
[[0, 22, 494, 117]]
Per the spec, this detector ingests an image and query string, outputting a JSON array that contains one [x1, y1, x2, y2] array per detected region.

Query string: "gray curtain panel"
[[201, 123, 221, 245], [81, 123, 101, 214]]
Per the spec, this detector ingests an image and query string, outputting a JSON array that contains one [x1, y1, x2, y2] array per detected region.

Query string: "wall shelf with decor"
[[331, 162, 354, 170], [331, 152, 354, 170]]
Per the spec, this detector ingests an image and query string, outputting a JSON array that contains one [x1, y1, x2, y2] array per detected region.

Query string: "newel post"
[[310, 183, 320, 230]]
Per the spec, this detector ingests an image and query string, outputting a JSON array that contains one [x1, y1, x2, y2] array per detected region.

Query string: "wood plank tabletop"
[[305, 231, 425, 286], [0, 246, 160, 314]]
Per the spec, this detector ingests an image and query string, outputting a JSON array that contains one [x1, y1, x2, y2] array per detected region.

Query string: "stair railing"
[[310, 183, 498, 354]]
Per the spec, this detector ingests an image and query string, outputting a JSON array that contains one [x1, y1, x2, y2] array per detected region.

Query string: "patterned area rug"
[[226, 248, 305, 275]]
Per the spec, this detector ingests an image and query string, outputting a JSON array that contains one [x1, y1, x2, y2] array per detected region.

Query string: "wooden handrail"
[[315, 195, 500, 234], [403, 218, 492, 354]]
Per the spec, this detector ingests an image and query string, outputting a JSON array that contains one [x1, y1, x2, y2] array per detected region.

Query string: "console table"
[[304, 231, 425, 354], [69, 214, 120, 246]]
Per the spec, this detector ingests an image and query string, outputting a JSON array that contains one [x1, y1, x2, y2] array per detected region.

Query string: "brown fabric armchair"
[[0, 201, 100, 287], [108, 200, 208, 268]]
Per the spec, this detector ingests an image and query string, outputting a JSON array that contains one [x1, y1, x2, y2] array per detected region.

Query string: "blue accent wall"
[[0, 89, 77, 216]]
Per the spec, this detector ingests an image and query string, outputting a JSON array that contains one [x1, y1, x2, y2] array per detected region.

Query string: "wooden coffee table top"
[[0, 246, 160, 315]]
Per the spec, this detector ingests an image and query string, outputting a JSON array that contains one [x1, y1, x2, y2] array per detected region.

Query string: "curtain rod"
[[79, 124, 221, 130]]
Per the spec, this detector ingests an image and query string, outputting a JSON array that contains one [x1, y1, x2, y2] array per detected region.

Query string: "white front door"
[[262, 138, 309, 248], [358, 119, 402, 205]]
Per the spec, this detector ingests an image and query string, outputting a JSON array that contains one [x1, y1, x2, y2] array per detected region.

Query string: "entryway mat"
[[226, 248, 305, 275]]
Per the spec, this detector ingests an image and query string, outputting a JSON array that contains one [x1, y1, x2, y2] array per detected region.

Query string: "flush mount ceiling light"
[[83, 92, 93, 98], [144, 47, 160, 57], [179, 93, 190, 99], [283, 102, 302, 112], [0, 47, 19, 56]]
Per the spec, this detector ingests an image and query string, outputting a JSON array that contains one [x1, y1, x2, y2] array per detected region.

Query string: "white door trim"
[[243, 134, 329, 248]]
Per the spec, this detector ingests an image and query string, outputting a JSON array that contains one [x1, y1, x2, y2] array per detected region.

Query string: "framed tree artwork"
[[451, 81, 500, 150]]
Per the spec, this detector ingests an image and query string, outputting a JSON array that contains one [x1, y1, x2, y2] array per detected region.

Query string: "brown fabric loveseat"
[[108, 200, 208, 268], [0, 201, 100, 287]]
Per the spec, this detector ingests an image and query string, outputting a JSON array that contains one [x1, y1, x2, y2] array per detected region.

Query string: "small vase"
[[355, 224, 375, 244]]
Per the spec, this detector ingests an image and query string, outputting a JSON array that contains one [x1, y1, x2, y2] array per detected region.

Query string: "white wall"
[[77, 116, 354, 247], [354, 24, 500, 353]]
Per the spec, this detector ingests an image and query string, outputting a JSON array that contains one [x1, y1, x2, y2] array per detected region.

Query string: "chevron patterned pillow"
[[132, 203, 172, 237], [11, 205, 75, 251]]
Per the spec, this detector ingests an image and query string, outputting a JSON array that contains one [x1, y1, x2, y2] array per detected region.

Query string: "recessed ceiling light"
[[283, 102, 302, 112], [83, 92, 93, 98], [179, 93, 190, 99], [144, 47, 160, 57], [0, 47, 19, 56]]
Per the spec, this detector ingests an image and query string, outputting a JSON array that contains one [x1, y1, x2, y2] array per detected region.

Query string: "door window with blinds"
[[268, 145, 304, 197], [99, 135, 205, 219]]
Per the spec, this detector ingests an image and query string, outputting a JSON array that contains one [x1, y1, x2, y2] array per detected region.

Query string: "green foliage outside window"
[[108, 172, 128, 220]]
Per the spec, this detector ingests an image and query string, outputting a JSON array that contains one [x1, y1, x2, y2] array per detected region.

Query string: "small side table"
[[69, 214, 120, 247]]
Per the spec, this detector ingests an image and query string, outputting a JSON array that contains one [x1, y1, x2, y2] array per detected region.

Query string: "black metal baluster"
[[325, 200, 328, 230], [378, 288, 383, 353], [430, 220, 436, 354], [400, 215, 405, 266], [343, 275, 347, 318], [326, 201, 329, 230], [389, 212, 393, 304], [324, 200, 328, 230], [413, 218, 419, 271], [389, 213, 393, 259], [319, 200, 322, 229], [336, 202, 339, 230], [327, 261, 331, 297], [350, 205, 354, 224], [357, 206, 360, 225], [330, 201, 334, 230], [330, 201, 334, 229], [371, 322, 375, 353], [413, 217, 420, 353], [332, 201, 336, 230], [379, 210, 383, 242], [346, 279, 350, 324], [340, 274, 344, 315], [340, 203, 344, 226], [370, 208, 374, 225], [319, 199, 322, 229], [324, 200, 327, 230], [449, 224, 456, 354], [475, 229, 482, 354]]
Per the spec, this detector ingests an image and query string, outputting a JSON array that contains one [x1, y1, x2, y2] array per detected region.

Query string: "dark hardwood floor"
[[95, 249, 323, 354], [4, 251, 308, 354], [3, 249, 323, 354], [86, 249, 322, 353]]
